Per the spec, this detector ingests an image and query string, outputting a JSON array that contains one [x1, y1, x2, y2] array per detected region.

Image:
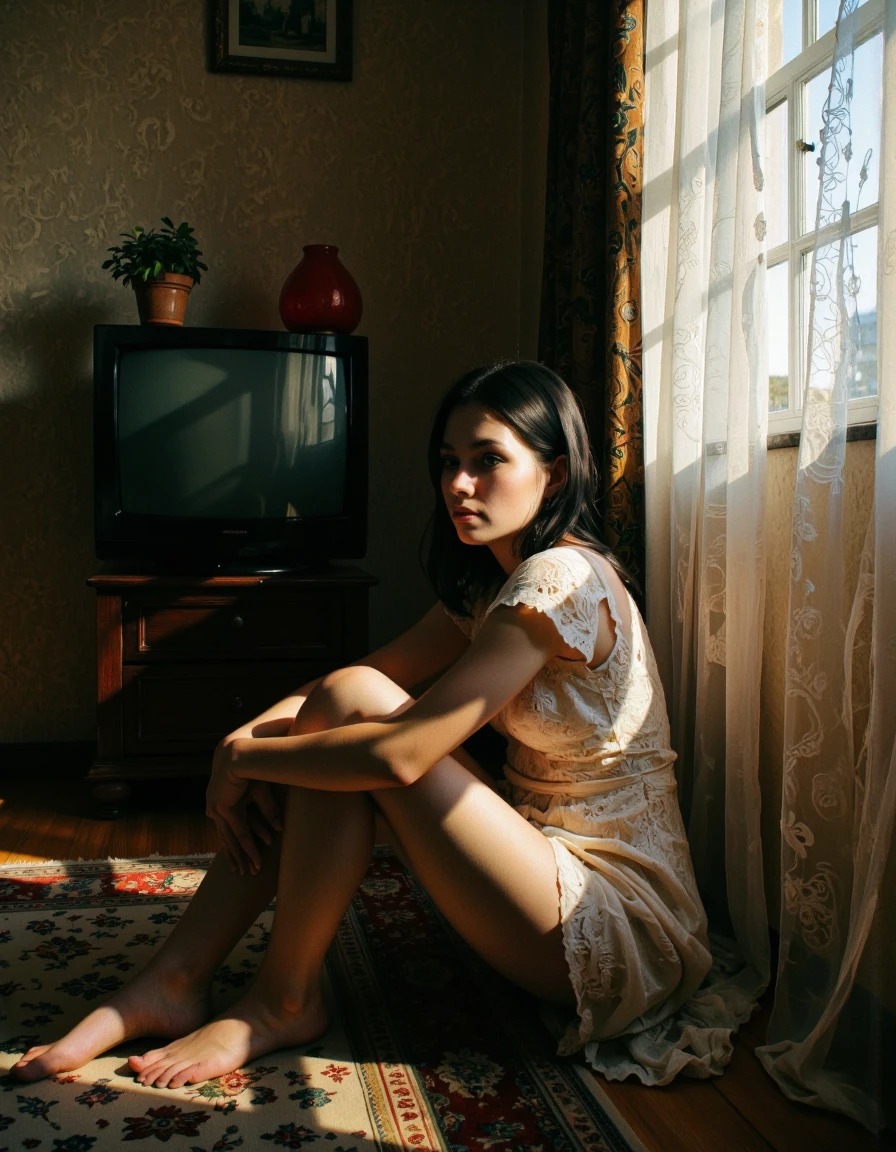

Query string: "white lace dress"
[[445, 545, 730, 1085]]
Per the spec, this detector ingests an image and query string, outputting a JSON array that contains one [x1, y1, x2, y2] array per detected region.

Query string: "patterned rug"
[[0, 849, 643, 1152]]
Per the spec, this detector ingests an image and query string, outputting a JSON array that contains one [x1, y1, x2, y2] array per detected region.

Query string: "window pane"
[[802, 225, 878, 401], [848, 225, 877, 399], [803, 33, 883, 232], [817, 0, 840, 40], [817, 0, 872, 42], [765, 101, 788, 248], [769, 0, 802, 71], [768, 261, 789, 411]]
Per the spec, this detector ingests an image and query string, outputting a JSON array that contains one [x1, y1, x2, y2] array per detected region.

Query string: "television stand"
[[86, 565, 378, 817]]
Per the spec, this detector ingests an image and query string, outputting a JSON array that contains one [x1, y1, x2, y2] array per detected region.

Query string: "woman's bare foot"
[[128, 987, 328, 1089], [10, 964, 211, 1084]]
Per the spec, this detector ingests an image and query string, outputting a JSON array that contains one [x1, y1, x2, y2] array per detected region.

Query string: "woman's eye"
[[440, 456, 457, 470], [483, 454, 503, 467]]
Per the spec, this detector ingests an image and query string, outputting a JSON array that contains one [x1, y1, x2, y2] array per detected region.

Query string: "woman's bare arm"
[[221, 602, 471, 744], [210, 602, 476, 864], [222, 603, 563, 792]]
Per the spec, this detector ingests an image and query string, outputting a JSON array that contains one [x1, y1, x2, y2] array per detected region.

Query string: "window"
[[764, 0, 883, 434]]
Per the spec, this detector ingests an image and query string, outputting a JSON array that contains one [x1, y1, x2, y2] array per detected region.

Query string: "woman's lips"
[[452, 509, 481, 520]]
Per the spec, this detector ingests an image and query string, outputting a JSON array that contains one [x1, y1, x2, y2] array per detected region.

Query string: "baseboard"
[[0, 741, 96, 774]]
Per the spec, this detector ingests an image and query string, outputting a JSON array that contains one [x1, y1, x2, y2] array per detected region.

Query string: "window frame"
[[765, 0, 883, 435]]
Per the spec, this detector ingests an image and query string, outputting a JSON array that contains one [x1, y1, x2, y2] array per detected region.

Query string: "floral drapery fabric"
[[539, 0, 645, 589]]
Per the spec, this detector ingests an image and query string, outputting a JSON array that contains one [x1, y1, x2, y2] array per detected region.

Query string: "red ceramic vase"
[[279, 244, 363, 334]]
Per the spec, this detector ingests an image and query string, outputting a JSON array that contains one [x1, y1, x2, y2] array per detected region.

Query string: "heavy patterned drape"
[[539, 0, 645, 590]]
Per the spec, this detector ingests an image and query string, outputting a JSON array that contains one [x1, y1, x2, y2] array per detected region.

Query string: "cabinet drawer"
[[122, 592, 344, 661], [122, 662, 335, 754]]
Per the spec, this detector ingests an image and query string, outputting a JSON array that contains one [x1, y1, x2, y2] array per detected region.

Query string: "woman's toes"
[[168, 1064, 199, 1090], [130, 1048, 168, 1079], [131, 1058, 158, 1083], [156, 1063, 191, 1089]]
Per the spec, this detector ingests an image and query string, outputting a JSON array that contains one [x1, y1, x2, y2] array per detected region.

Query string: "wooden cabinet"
[[87, 567, 377, 813]]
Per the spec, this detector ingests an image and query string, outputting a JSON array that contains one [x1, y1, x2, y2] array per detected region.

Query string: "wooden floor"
[[1, 764, 893, 1152]]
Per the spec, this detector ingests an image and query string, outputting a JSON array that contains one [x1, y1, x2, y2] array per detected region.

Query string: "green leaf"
[[103, 217, 204, 282]]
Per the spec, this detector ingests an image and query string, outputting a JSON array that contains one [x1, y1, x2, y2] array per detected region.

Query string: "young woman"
[[12, 361, 712, 1089]]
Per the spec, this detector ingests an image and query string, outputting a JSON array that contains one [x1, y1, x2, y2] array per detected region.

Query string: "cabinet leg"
[[90, 780, 132, 820]]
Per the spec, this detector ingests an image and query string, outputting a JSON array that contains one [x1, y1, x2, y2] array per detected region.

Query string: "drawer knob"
[[230, 696, 244, 713], [231, 614, 245, 629]]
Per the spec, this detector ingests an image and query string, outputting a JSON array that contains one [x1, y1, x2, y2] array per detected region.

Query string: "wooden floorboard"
[[0, 766, 218, 863], [594, 1059, 777, 1152], [1, 762, 892, 1152]]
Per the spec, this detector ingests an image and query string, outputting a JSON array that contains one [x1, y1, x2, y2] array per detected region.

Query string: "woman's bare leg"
[[9, 842, 285, 1083], [10, 678, 366, 1084], [129, 671, 389, 1088], [125, 668, 573, 1090], [131, 785, 376, 1088]]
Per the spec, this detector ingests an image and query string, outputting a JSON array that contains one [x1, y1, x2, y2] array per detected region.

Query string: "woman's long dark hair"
[[420, 360, 636, 616]]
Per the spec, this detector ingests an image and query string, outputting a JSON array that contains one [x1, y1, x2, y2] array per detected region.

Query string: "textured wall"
[[0, 0, 549, 741]]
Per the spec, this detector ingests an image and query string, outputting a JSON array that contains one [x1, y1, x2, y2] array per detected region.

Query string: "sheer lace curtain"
[[641, 0, 772, 1044], [643, 0, 895, 1132]]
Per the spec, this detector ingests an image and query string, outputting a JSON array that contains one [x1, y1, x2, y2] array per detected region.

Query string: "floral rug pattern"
[[0, 850, 639, 1152]]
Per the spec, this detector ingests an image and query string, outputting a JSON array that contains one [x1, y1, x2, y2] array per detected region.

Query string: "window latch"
[[797, 139, 816, 152]]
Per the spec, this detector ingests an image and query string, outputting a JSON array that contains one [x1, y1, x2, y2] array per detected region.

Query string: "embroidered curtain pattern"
[[644, 0, 896, 1130], [642, 0, 771, 1022], [539, 0, 645, 588], [754, 1, 896, 1132]]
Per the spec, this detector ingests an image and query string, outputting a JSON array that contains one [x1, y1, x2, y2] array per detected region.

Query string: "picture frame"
[[212, 0, 352, 81]]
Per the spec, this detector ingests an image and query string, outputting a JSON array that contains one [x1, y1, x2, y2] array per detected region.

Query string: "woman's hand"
[[207, 740, 284, 874]]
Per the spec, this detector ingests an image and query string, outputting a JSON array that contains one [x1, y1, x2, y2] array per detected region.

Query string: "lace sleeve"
[[483, 548, 605, 661]]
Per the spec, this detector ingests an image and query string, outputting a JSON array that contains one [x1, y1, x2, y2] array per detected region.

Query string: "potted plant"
[[103, 218, 208, 326]]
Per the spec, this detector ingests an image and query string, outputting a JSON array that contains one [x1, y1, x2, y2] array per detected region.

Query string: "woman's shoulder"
[[498, 543, 633, 627], [486, 544, 602, 614], [505, 542, 610, 588]]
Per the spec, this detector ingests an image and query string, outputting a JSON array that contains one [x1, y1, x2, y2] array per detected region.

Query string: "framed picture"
[[212, 0, 352, 81]]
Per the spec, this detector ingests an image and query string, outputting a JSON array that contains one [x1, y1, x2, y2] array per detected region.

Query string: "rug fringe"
[[0, 852, 216, 869]]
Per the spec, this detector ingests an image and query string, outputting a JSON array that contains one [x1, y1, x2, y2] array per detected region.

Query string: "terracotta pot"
[[279, 244, 362, 334], [133, 272, 194, 326]]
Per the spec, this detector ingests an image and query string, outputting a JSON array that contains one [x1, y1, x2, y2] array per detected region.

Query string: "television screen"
[[94, 326, 368, 568], [118, 347, 347, 520]]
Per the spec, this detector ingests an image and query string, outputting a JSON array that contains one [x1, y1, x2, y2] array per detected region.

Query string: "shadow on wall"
[[202, 282, 276, 331], [0, 300, 108, 740], [0, 283, 295, 742]]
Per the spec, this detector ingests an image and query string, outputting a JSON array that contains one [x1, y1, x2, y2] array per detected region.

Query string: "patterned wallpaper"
[[0, 0, 548, 741]]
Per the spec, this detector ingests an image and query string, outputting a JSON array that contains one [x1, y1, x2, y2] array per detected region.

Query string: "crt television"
[[94, 325, 368, 570]]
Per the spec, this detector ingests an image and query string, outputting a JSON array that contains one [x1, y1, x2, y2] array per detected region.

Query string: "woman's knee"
[[288, 665, 411, 735]]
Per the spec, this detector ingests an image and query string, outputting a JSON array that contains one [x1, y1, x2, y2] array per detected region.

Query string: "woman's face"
[[439, 403, 565, 574]]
